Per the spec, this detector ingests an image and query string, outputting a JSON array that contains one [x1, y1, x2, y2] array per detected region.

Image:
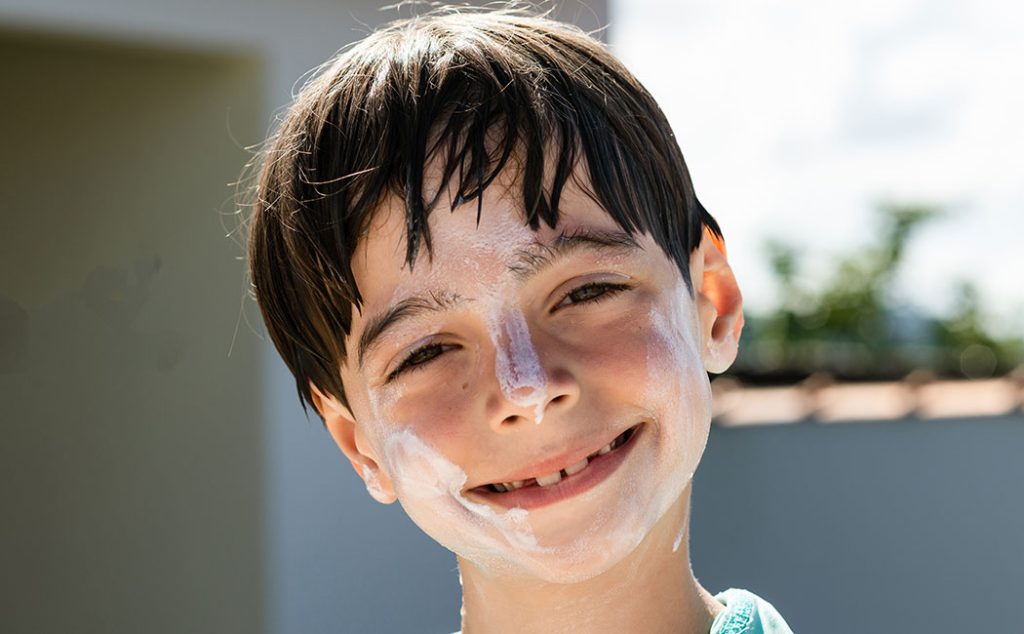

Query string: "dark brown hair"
[[245, 7, 722, 419]]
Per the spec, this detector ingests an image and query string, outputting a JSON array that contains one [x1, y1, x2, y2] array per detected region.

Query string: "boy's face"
[[313, 167, 742, 583]]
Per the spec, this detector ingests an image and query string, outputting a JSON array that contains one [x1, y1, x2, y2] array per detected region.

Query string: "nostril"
[[501, 413, 528, 427], [549, 394, 570, 406]]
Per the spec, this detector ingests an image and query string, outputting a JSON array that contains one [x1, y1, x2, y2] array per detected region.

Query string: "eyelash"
[[553, 281, 632, 311], [385, 342, 456, 382], [385, 281, 633, 382]]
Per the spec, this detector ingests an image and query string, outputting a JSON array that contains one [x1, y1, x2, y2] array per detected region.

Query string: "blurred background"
[[1, 1, 1020, 633]]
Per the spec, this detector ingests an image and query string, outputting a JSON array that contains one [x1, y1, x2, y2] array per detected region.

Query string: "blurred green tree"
[[731, 203, 1022, 383]]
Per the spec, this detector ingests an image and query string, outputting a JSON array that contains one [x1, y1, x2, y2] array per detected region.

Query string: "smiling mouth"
[[473, 424, 641, 495]]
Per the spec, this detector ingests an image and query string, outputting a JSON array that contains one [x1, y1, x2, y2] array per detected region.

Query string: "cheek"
[[570, 291, 712, 474], [566, 306, 706, 411], [379, 429, 545, 571], [360, 369, 483, 487], [644, 297, 714, 478], [387, 372, 479, 435], [562, 314, 657, 390]]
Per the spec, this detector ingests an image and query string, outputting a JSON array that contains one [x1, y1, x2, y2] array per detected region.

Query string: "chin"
[[467, 480, 689, 585], [508, 543, 630, 584], [474, 469, 693, 585], [389, 413, 703, 586]]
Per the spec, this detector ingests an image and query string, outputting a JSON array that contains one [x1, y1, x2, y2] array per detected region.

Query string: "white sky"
[[609, 0, 1024, 337]]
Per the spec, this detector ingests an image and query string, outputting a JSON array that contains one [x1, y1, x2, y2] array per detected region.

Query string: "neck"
[[457, 484, 723, 634]]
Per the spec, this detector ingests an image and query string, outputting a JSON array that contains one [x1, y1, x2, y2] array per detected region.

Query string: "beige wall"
[[0, 32, 265, 633]]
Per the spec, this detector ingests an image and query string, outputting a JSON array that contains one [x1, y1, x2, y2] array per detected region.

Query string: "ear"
[[692, 227, 745, 374], [309, 381, 397, 504]]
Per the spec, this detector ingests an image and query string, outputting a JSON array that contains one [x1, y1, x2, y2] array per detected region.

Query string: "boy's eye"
[[554, 281, 632, 310], [387, 343, 455, 382]]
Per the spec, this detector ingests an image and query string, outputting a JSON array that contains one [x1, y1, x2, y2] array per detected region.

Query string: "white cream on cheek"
[[357, 280, 711, 585], [385, 428, 540, 551], [358, 205, 711, 581], [358, 378, 549, 574], [371, 419, 639, 582], [359, 318, 634, 581], [644, 277, 714, 553], [355, 214, 561, 574]]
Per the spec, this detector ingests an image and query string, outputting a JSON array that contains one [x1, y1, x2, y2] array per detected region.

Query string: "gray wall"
[[691, 413, 1024, 634]]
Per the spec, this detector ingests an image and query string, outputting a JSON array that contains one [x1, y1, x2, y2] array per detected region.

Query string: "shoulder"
[[709, 588, 796, 634]]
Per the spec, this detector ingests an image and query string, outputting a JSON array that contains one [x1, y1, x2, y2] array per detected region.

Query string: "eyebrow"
[[357, 290, 467, 369], [356, 228, 642, 369], [506, 228, 642, 283]]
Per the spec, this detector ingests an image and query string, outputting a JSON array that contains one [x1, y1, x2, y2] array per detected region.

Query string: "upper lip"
[[465, 424, 639, 491]]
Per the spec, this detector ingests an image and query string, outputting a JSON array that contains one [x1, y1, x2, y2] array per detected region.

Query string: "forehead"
[[350, 169, 626, 315]]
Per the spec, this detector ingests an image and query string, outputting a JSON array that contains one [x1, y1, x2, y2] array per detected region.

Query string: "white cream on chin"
[[361, 368, 653, 582], [375, 423, 645, 583]]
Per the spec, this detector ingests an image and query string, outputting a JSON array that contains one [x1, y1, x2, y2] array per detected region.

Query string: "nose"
[[488, 366, 580, 430], [486, 309, 580, 430]]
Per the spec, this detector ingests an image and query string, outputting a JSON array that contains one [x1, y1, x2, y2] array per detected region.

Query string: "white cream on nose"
[[488, 306, 549, 424]]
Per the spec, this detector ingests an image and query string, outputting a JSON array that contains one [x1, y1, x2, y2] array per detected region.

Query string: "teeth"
[[486, 428, 640, 493], [564, 458, 588, 476], [491, 480, 529, 493], [535, 471, 563, 487]]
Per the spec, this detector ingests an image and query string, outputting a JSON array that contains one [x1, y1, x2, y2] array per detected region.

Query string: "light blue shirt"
[[709, 588, 795, 634], [452, 587, 795, 633]]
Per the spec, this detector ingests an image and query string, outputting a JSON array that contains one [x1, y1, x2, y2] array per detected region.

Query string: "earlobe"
[[309, 381, 398, 504], [694, 227, 745, 374]]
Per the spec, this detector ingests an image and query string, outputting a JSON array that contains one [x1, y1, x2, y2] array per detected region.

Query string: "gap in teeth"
[[489, 426, 637, 493]]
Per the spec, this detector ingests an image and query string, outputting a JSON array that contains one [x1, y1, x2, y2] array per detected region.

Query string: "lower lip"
[[469, 425, 643, 511]]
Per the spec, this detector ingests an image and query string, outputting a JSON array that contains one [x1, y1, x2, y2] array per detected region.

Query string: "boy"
[[247, 8, 795, 634]]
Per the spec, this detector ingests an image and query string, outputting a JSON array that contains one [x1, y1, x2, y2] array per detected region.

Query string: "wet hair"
[[245, 7, 723, 418]]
